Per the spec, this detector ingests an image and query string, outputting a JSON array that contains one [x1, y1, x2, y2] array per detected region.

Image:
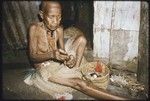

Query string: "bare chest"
[[47, 31, 58, 50], [37, 30, 59, 52]]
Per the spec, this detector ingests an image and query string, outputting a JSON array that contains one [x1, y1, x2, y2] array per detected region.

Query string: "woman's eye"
[[47, 15, 61, 20], [49, 16, 53, 19]]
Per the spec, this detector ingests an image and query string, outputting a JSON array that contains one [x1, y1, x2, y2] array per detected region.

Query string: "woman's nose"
[[53, 18, 57, 24]]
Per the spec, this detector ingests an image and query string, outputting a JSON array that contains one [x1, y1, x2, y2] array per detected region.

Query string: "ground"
[[2, 50, 95, 100], [2, 49, 148, 100]]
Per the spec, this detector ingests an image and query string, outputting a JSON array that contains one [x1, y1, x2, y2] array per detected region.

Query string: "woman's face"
[[43, 3, 61, 30]]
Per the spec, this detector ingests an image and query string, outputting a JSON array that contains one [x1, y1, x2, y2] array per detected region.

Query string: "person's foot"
[[54, 93, 73, 100]]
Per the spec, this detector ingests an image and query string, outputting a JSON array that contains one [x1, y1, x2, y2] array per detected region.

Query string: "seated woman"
[[25, 1, 128, 100], [25, 1, 87, 99]]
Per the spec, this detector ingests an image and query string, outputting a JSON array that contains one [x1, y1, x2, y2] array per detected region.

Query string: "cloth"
[[24, 36, 87, 98]]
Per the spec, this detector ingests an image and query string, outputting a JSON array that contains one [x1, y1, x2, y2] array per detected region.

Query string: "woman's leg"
[[70, 35, 87, 67], [48, 76, 129, 100]]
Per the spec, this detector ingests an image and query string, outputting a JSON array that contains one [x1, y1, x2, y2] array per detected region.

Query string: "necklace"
[[47, 30, 54, 37], [42, 22, 56, 37], [41, 22, 57, 50]]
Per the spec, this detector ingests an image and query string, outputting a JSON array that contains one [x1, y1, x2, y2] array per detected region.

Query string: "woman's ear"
[[38, 10, 43, 20], [58, 15, 62, 22]]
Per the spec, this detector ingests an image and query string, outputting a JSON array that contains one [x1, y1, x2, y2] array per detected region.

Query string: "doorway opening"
[[61, 1, 94, 50]]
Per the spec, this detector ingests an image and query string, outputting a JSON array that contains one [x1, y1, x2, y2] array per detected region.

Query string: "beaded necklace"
[[42, 22, 57, 50]]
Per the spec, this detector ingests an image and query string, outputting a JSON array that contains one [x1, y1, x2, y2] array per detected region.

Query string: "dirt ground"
[[2, 50, 95, 100], [2, 50, 148, 100]]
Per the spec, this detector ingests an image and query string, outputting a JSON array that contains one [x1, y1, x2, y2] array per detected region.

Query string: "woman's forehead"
[[46, 8, 61, 15], [43, 2, 61, 14]]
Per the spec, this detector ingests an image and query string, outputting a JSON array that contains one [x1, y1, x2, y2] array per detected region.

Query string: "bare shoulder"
[[57, 26, 63, 32], [29, 22, 43, 36], [29, 22, 42, 31]]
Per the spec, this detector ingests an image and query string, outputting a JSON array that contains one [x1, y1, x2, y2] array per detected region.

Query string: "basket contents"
[[95, 61, 102, 72], [81, 61, 110, 89], [84, 61, 106, 80]]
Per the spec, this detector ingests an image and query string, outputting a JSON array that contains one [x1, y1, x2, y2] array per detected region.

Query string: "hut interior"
[[2, 1, 149, 100]]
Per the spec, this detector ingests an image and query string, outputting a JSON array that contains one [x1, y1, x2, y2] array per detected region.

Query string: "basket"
[[81, 61, 110, 89]]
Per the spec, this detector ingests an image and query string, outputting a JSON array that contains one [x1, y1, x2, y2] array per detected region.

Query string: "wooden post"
[[137, 1, 149, 94]]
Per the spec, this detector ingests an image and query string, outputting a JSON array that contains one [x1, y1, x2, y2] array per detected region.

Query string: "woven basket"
[[81, 61, 110, 89]]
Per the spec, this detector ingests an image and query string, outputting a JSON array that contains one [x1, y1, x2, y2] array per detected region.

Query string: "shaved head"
[[40, 1, 62, 14], [39, 1, 62, 30]]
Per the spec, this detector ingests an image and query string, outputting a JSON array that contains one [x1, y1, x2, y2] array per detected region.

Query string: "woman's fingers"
[[66, 59, 76, 68], [66, 55, 76, 68], [59, 49, 68, 55], [59, 54, 69, 60]]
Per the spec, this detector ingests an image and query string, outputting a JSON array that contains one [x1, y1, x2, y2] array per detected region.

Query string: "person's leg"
[[71, 35, 87, 67], [48, 76, 129, 100]]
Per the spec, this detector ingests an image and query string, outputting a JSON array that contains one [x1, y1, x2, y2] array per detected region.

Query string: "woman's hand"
[[65, 55, 76, 68], [58, 49, 68, 55], [54, 50, 69, 61]]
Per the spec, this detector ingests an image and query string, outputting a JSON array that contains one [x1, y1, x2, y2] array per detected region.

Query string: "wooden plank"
[[112, 1, 141, 31], [109, 1, 140, 71], [29, 1, 40, 22], [18, 1, 34, 47], [93, 29, 110, 61], [2, 19, 14, 50], [93, 1, 113, 63], [3, 2, 22, 49], [18, 1, 33, 30], [93, 1, 140, 70], [8, 1, 27, 47], [123, 31, 139, 61], [109, 30, 138, 72], [94, 1, 113, 29]]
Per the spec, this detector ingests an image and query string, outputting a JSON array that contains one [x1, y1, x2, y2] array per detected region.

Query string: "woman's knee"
[[78, 36, 87, 45]]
